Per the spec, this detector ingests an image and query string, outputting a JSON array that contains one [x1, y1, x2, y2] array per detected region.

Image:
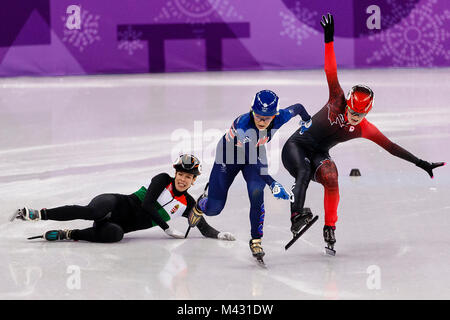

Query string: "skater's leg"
[[44, 194, 120, 221], [242, 165, 266, 239], [241, 165, 266, 262], [201, 163, 241, 216], [314, 159, 339, 227], [281, 141, 312, 213], [71, 222, 124, 243], [282, 142, 314, 233], [311, 156, 338, 254], [188, 163, 241, 228]]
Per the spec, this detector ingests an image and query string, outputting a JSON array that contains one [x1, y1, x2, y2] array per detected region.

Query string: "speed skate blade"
[[325, 246, 336, 256], [10, 209, 20, 222], [27, 235, 44, 240], [285, 215, 318, 250], [184, 226, 191, 238], [255, 257, 266, 268]]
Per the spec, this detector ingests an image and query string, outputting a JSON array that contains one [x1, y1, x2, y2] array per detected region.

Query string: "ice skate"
[[188, 183, 208, 228], [323, 225, 336, 256], [249, 238, 265, 266], [285, 212, 318, 250], [185, 183, 208, 238], [10, 207, 43, 222], [28, 229, 73, 241], [290, 207, 314, 235]]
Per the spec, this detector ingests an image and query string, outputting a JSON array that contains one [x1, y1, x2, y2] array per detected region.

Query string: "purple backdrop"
[[0, 0, 448, 77]]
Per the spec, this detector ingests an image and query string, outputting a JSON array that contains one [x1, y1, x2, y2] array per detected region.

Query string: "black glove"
[[320, 13, 334, 43], [415, 160, 445, 178]]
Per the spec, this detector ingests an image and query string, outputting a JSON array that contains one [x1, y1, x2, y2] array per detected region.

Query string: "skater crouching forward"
[[11, 154, 235, 243], [281, 14, 445, 254], [187, 89, 312, 264]]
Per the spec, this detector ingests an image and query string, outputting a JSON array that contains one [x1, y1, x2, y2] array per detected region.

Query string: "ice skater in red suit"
[[281, 13, 445, 251]]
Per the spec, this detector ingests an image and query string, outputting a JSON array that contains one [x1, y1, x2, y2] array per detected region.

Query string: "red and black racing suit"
[[281, 41, 421, 227]]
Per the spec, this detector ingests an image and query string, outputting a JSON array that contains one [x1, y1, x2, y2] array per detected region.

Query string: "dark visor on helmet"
[[174, 154, 200, 170], [346, 106, 366, 117]]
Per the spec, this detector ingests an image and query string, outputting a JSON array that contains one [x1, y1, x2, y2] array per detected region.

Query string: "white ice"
[[0, 68, 449, 300]]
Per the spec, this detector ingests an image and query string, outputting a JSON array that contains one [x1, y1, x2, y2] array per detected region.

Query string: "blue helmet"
[[251, 90, 279, 116]]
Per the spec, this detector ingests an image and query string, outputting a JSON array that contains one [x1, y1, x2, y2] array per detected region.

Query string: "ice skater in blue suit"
[[189, 90, 311, 261]]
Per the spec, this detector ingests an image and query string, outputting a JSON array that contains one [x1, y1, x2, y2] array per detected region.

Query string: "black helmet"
[[173, 154, 202, 176]]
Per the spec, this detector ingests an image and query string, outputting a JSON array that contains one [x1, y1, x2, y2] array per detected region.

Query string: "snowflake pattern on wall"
[[366, 0, 450, 67], [154, 0, 243, 24], [62, 8, 101, 52], [117, 26, 144, 55], [280, 1, 318, 46]]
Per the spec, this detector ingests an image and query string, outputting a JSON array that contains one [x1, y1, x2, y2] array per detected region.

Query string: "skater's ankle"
[[40, 208, 48, 220], [197, 197, 208, 212], [249, 238, 264, 256]]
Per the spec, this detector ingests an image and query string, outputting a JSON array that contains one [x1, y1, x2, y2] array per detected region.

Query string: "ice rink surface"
[[0, 68, 449, 300]]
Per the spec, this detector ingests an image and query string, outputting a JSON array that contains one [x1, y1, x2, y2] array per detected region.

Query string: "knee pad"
[[291, 157, 311, 183], [315, 160, 339, 190], [92, 212, 112, 227], [248, 186, 264, 203], [204, 198, 225, 216], [100, 223, 124, 243]]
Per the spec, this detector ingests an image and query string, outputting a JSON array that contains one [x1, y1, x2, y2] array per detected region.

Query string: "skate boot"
[[290, 207, 313, 235], [44, 229, 73, 241], [249, 238, 265, 265], [27, 229, 73, 241], [10, 207, 44, 222], [188, 183, 208, 228], [323, 225, 336, 256]]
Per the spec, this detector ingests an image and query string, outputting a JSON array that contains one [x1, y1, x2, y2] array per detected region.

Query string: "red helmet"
[[346, 85, 374, 114]]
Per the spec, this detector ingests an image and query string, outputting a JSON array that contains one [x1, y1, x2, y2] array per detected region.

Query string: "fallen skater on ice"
[[11, 154, 235, 243]]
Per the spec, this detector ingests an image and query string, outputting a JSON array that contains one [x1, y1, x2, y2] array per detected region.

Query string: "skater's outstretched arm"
[[256, 146, 291, 200], [283, 104, 311, 122], [280, 104, 312, 134], [360, 119, 445, 178], [320, 14, 345, 103], [194, 216, 235, 241], [255, 145, 276, 186]]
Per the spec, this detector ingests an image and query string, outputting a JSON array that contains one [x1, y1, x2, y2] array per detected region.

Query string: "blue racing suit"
[[203, 104, 310, 239]]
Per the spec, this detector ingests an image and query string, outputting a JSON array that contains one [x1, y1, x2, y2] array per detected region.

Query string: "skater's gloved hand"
[[270, 182, 291, 200], [299, 119, 312, 135], [218, 232, 236, 241], [164, 227, 185, 239], [416, 160, 446, 178], [320, 13, 334, 43]]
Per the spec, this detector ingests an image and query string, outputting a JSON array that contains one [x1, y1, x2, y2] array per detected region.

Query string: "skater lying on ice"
[[11, 154, 235, 243], [281, 14, 445, 255], [187, 89, 312, 265]]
